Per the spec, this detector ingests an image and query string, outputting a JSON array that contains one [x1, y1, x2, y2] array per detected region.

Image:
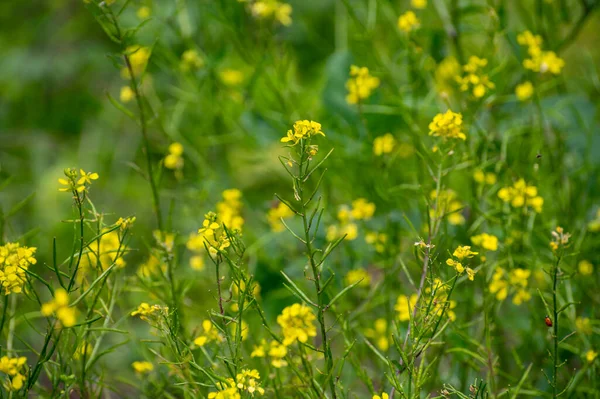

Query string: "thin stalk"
[[552, 255, 561, 398]]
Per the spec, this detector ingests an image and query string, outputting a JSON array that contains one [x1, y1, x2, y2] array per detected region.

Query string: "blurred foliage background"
[[1, 0, 600, 396]]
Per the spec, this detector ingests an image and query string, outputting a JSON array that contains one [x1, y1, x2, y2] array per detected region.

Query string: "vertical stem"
[[552, 255, 561, 398]]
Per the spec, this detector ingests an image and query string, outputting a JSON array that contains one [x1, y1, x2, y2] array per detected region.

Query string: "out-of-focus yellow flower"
[[137, 6, 151, 19], [428, 110, 465, 140], [473, 169, 497, 185], [268, 340, 288, 368], [395, 294, 418, 321], [120, 86, 134, 102], [550, 226, 570, 252], [471, 233, 499, 251], [518, 30, 564, 75], [164, 142, 184, 175], [455, 56, 495, 98], [0, 243, 37, 294], [585, 349, 597, 363], [398, 11, 419, 32], [411, 0, 427, 8], [132, 361, 154, 375], [498, 179, 543, 213], [365, 318, 390, 351], [435, 56, 460, 96], [219, 69, 244, 86], [194, 319, 223, 346], [180, 49, 204, 72], [373, 392, 390, 399], [277, 303, 317, 346], [365, 232, 387, 253], [345, 268, 371, 288], [351, 198, 375, 220], [576, 317, 593, 335], [430, 189, 465, 225], [346, 65, 380, 104], [373, 133, 395, 156], [121, 45, 151, 79], [515, 81, 534, 101], [489, 268, 509, 301], [0, 356, 28, 391], [578, 260, 594, 276], [250, 0, 292, 26], [267, 202, 294, 232], [208, 379, 240, 399], [41, 288, 76, 327]]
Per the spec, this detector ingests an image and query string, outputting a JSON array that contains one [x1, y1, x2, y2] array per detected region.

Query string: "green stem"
[[552, 255, 561, 398]]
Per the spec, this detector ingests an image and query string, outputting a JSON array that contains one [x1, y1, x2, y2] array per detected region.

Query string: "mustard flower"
[[208, 379, 241, 399], [164, 142, 184, 179], [249, 0, 292, 26], [235, 369, 265, 396], [219, 69, 244, 86], [180, 49, 204, 72], [78, 229, 127, 285], [326, 223, 358, 242], [473, 169, 497, 185], [411, 0, 427, 8], [455, 56, 495, 98], [518, 30, 564, 75], [120, 86, 134, 103], [395, 294, 418, 321], [41, 288, 76, 327], [373, 393, 389, 399], [351, 198, 376, 220], [0, 243, 37, 294], [280, 120, 325, 145], [121, 45, 151, 79], [470, 233, 498, 251], [132, 361, 154, 375], [578, 260, 594, 276], [59, 168, 98, 193], [251, 339, 267, 358], [515, 81, 534, 101], [345, 268, 371, 288], [585, 349, 598, 363], [345, 65, 380, 104], [136, 6, 151, 19], [73, 342, 92, 360], [373, 133, 396, 156], [489, 268, 509, 301], [428, 110, 465, 140], [430, 189, 465, 225], [197, 212, 232, 256], [550, 226, 570, 251], [0, 356, 28, 391], [267, 201, 294, 232], [576, 317, 593, 335], [453, 245, 478, 260], [267, 340, 288, 368], [217, 189, 245, 231], [277, 303, 317, 346], [397, 11, 419, 33], [194, 319, 223, 346], [365, 232, 387, 253], [435, 56, 461, 95], [131, 302, 164, 321], [365, 318, 390, 351], [497, 179, 543, 213]]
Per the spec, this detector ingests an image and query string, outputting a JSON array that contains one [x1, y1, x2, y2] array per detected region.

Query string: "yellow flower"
[[471, 233, 498, 251], [587, 209, 600, 231], [373, 133, 396, 156], [235, 369, 265, 396], [576, 317, 593, 335], [453, 246, 478, 260], [0, 243, 37, 294], [59, 168, 99, 193], [121, 45, 151, 79], [268, 340, 288, 368], [180, 49, 204, 72], [136, 6, 151, 19], [208, 379, 240, 399], [345, 268, 371, 288], [365, 232, 387, 253], [373, 393, 389, 399], [132, 361, 154, 375], [281, 120, 325, 144], [430, 189, 465, 225], [41, 288, 76, 327], [550, 226, 571, 251], [251, 340, 267, 358], [277, 303, 317, 346], [267, 202, 294, 232], [489, 268, 508, 301], [249, 1, 292, 26], [395, 294, 418, 321], [497, 179, 543, 213], [578, 260, 593, 276], [518, 31, 564, 75], [131, 302, 165, 322], [365, 318, 390, 351], [164, 142, 184, 174], [585, 349, 598, 363], [351, 198, 376, 220], [78, 229, 127, 285], [194, 319, 223, 346], [435, 56, 461, 95], [428, 110, 465, 140], [345, 65, 380, 104], [455, 56, 495, 98], [219, 69, 244, 86], [411, 0, 427, 8], [512, 289, 531, 305], [120, 86, 134, 102], [473, 170, 497, 185], [397, 11, 419, 33], [446, 258, 465, 274], [466, 267, 476, 281], [0, 356, 28, 391], [515, 81, 534, 101]]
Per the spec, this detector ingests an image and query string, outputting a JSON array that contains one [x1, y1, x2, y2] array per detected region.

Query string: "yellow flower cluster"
[[121, 45, 151, 79], [430, 189, 465, 225], [373, 393, 389, 399], [428, 110, 466, 140], [277, 303, 317, 346], [58, 168, 99, 193], [578, 260, 594, 276], [131, 302, 166, 322], [164, 142, 184, 174], [517, 31, 564, 75], [345, 65, 380, 105], [220, 69, 244, 86], [373, 133, 395, 156], [234, 369, 265, 396], [248, 0, 292, 26], [550, 226, 570, 251], [435, 56, 461, 95], [0, 356, 27, 391], [473, 169, 497, 186], [470, 233, 498, 251], [267, 201, 294, 232], [515, 81, 534, 101], [208, 379, 242, 399], [230, 280, 261, 312], [197, 211, 232, 257], [497, 179, 543, 213], [137, 6, 151, 19], [79, 229, 127, 285], [456, 56, 495, 98], [427, 278, 457, 321], [446, 246, 478, 281], [365, 232, 388, 253], [281, 120, 325, 145], [217, 189, 245, 231], [251, 339, 288, 368], [120, 86, 134, 103], [345, 268, 371, 288], [41, 288, 77, 327], [489, 268, 531, 305], [364, 318, 389, 351], [180, 49, 204, 72], [586, 350, 598, 363], [132, 361, 154, 375], [397, 11, 419, 33], [0, 243, 37, 294], [327, 198, 375, 242], [194, 319, 224, 347], [395, 294, 417, 321]]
